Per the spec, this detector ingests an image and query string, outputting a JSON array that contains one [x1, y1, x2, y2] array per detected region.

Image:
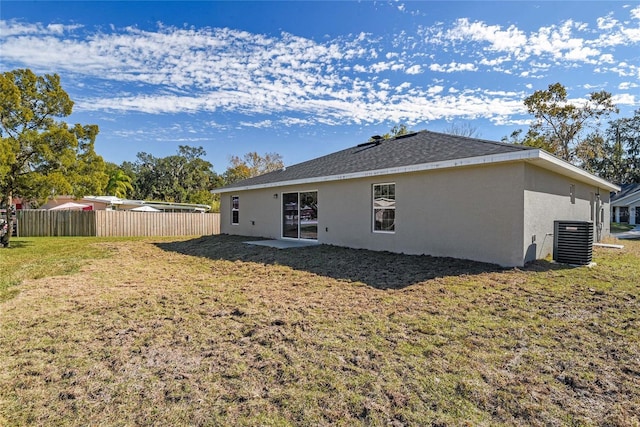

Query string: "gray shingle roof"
[[611, 183, 640, 201], [219, 130, 535, 190]]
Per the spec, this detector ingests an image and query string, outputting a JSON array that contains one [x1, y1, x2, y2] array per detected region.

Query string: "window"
[[620, 206, 629, 223], [373, 183, 395, 232], [231, 196, 239, 225]]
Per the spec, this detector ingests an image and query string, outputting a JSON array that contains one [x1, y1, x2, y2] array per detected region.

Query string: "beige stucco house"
[[213, 131, 620, 267]]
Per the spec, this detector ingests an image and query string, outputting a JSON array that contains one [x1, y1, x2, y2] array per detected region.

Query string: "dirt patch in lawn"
[[1, 235, 638, 426], [156, 235, 511, 289]]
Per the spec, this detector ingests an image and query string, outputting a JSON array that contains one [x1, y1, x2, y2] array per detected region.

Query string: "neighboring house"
[[611, 183, 640, 225], [39, 196, 210, 212], [212, 130, 620, 267]]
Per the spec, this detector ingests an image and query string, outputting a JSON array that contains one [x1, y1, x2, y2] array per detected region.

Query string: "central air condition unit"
[[553, 221, 594, 265]]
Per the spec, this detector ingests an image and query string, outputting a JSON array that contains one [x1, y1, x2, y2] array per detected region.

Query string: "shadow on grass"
[[155, 235, 571, 290], [0, 239, 34, 249]]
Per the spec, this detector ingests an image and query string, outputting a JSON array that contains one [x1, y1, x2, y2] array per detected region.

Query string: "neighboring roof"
[[130, 205, 161, 212], [611, 183, 640, 204], [52, 196, 211, 212], [213, 130, 620, 193], [49, 202, 92, 210]]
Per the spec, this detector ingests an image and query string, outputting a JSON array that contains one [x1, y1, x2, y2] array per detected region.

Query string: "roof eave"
[[611, 189, 640, 204], [613, 193, 640, 206], [531, 151, 620, 193]]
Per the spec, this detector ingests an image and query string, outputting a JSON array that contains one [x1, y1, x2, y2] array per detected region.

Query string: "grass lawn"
[[610, 222, 636, 233], [0, 235, 638, 426]]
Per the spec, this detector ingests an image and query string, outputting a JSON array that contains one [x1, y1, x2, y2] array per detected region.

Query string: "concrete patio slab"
[[244, 239, 320, 249]]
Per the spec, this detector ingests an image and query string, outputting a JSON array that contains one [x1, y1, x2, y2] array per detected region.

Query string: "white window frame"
[[372, 182, 396, 234], [231, 195, 239, 225]]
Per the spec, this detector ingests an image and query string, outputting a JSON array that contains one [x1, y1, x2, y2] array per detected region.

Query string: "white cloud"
[[0, 10, 637, 131], [370, 61, 393, 73], [564, 46, 600, 61], [424, 11, 639, 73], [597, 14, 618, 30], [446, 18, 528, 53], [622, 26, 640, 42], [612, 93, 637, 105], [0, 20, 82, 36], [395, 82, 412, 92], [429, 62, 477, 73], [239, 119, 273, 129], [618, 81, 639, 90], [599, 54, 615, 63], [479, 56, 510, 67], [405, 64, 422, 74], [427, 85, 444, 95]]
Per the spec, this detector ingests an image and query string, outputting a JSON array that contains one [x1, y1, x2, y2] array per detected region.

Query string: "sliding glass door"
[[282, 191, 317, 240], [282, 193, 299, 238]]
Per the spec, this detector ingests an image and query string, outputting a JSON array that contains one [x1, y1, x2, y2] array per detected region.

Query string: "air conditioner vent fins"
[[553, 221, 594, 265]]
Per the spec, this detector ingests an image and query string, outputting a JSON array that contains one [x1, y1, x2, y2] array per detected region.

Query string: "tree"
[[521, 82, 617, 164], [596, 109, 640, 184], [374, 123, 411, 141], [104, 163, 134, 198], [619, 109, 640, 182], [127, 146, 221, 207], [443, 122, 481, 138], [223, 152, 284, 185], [0, 69, 106, 247], [222, 163, 252, 185]]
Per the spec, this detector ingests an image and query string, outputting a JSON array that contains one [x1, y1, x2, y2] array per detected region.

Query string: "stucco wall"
[[220, 189, 282, 238], [523, 163, 611, 263], [219, 160, 614, 267], [221, 162, 527, 266]]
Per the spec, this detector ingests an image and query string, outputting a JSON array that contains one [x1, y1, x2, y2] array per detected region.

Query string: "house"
[[611, 183, 640, 225], [39, 196, 210, 212], [212, 130, 620, 267]]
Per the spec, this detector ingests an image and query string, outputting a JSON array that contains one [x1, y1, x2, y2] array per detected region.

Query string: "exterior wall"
[[523, 164, 611, 263], [220, 189, 284, 238], [221, 162, 527, 267]]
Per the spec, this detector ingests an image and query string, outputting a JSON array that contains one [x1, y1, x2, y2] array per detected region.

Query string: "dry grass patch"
[[0, 235, 638, 426]]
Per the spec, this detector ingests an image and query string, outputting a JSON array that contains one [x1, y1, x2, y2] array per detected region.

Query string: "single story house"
[[212, 130, 620, 267], [39, 196, 210, 212], [611, 183, 640, 225]]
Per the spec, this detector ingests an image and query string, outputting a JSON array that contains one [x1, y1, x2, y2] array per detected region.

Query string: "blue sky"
[[1, 1, 639, 174]]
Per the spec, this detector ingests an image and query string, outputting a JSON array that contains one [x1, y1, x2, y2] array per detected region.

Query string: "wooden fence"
[[17, 210, 220, 237]]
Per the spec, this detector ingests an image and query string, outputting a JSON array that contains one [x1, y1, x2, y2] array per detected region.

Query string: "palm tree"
[[105, 169, 133, 198]]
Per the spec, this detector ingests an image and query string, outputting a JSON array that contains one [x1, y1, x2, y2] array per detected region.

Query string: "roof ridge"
[[418, 129, 533, 151]]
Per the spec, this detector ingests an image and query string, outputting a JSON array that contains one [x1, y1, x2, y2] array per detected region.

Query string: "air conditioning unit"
[[553, 221, 594, 265]]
